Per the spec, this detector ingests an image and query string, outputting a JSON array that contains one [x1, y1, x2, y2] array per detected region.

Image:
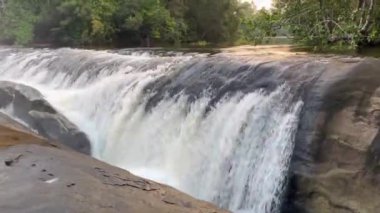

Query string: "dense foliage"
[[1, 0, 380, 50], [273, 0, 380, 49], [0, 0, 251, 46]]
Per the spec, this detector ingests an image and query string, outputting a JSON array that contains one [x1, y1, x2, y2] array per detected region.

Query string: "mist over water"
[[0, 47, 303, 212]]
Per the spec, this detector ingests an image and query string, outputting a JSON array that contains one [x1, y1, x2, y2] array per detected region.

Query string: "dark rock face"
[[0, 81, 91, 154], [283, 58, 380, 213], [0, 144, 228, 213]]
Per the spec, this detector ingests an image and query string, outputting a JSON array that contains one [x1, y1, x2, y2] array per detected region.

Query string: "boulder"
[[0, 81, 91, 154]]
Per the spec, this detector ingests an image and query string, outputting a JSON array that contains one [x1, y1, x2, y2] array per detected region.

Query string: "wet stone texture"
[[283, 58, 380, 213]]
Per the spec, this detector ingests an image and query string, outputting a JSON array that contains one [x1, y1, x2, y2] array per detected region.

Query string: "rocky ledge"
[[283, 57, 380, 213], [0, 115, 228, 213]]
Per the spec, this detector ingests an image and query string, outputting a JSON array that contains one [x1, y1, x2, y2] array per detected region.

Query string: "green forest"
[[0, 0, 379, 51]]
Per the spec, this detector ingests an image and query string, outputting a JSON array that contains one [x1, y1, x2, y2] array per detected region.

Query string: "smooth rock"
[[0, 81, 91, 154], [0, 122, 228, 213], [283, 58, 380, 213]]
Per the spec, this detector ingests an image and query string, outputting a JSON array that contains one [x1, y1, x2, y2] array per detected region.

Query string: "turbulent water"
[[0, 47, 306, 212]]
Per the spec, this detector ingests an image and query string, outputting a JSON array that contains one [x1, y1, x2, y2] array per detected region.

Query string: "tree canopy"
[[0, 0, 247, 46], [1, 0, 380, 50], [273, 0, 380, 49]]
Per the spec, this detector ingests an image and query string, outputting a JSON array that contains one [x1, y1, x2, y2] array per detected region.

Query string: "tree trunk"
[[319, 0, 334, 34], [360, 0, 375, 35], [146, 36, 151, 47], [0, 0, 5, 10]]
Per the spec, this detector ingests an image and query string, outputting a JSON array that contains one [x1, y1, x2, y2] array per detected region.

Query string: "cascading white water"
[[0, 47, 303, 212]]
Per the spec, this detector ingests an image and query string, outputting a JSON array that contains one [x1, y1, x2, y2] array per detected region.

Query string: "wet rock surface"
[[283, 58, 380, 213], [0, 81, 91, 154]]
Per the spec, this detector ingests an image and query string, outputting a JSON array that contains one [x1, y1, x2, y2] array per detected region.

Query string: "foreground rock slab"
[[0, 122, 227, 213]]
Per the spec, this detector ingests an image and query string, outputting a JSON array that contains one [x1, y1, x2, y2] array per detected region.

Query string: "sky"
[[241, 0, 273, 9]]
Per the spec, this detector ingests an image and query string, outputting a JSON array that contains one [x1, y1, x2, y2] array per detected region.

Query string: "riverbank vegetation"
[[0, 0, 379, 51], [275, 0, 380, 51]]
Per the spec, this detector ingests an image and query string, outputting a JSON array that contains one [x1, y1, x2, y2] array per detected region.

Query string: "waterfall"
[[0, 47, 305, 212]]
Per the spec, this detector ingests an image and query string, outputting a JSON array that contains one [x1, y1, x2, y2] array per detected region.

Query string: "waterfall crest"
[[0, 47, 308, 212]]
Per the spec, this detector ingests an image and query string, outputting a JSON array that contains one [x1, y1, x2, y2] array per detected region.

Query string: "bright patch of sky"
[[241, 0, 273, 9]]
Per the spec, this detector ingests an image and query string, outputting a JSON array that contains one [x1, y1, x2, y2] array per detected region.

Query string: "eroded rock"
[[0, 81, 91, 154], [284, 58, 380, 213]]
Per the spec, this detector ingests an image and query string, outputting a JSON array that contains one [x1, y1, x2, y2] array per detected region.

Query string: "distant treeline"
[[0, 0, 267, 47], [2, 0, 377, 50]]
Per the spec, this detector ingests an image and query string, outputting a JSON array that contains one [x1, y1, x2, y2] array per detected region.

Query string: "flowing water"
[[0, 47, 308, 212]]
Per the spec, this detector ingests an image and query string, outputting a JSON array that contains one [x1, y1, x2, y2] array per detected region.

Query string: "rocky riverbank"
[[283, 57, 380, 213]]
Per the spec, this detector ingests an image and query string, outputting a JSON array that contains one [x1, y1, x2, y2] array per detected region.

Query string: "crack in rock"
[[4, 154, 23, 167], [94, 167, 159, 191]]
